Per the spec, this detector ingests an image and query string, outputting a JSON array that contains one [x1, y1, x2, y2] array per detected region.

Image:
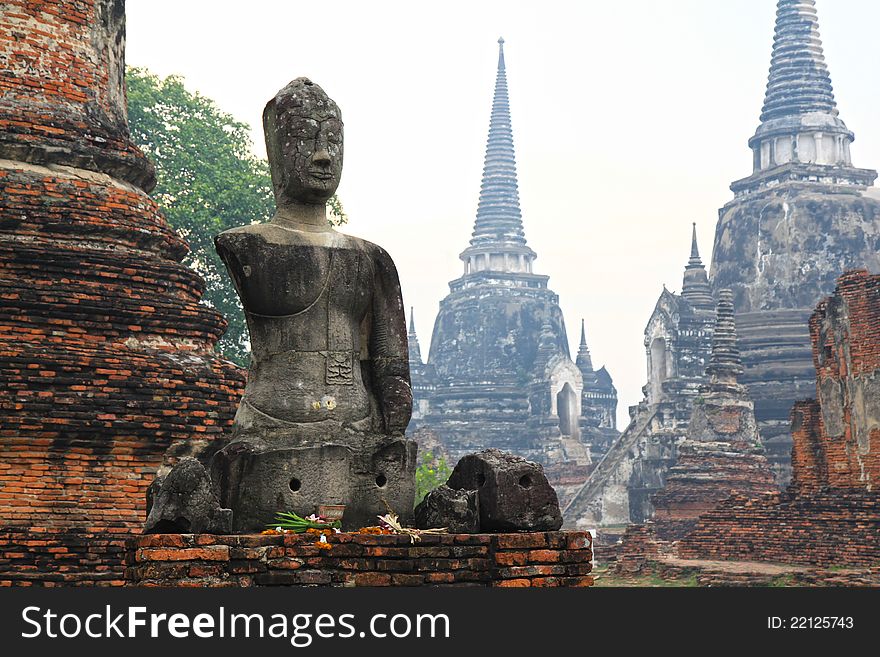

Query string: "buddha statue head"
[[263, 77, 343, 206]]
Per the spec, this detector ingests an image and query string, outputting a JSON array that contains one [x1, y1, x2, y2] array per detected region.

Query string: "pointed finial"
[[689, 222, 702, 265], [576, 318, 594, 373], [498, 36, 505, 46], [407, 306, 423, 365], [681, 223, 713, 307], [497, 36, 506, 70]]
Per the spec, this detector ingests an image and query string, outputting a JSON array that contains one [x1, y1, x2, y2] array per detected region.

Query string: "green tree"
[[126, 67, 346, 365], [414, 451, 452, 506]]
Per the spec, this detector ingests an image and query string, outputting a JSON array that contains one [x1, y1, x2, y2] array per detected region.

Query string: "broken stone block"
[[414, 485, 480, 533], [144, 457, 232, 534], [447, 449, 562, 531]]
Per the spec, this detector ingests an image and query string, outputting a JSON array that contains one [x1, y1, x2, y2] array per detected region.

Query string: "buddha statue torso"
[[216, 224, 379, 433]]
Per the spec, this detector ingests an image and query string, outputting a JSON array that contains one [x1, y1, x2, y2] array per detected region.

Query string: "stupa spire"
[[706, 289, 744, 384], [576, 319, 594, 373], [689, 222, 701, 265], [459, 38, 536, 276], [761, 0, 836, 122], [681, 224, 714, 309], [734, 0, 877, 195], [407, 306, 422, 365]]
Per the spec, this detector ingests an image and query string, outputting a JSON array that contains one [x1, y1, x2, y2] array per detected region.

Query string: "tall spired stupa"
[[408, 39, 618, 481], [710, 0, 880, 479]]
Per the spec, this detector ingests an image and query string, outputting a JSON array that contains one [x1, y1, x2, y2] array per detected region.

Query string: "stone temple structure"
[[0, 0, 243, 585], [710, 0, 880, 481], [564, 227, 715, 526], [407, 39, 618, 498], [565, 0, 880, 529]]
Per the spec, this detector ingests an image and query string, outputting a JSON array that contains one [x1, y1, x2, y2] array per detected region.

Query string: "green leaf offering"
[[269, 511, 341, 533]]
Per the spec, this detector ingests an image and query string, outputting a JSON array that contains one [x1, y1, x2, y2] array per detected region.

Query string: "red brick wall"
[[789, 400, 828, 493], [678, 491, 880, 567], [0, 0, 244, 586], [126, 532, 594, 588], [803, 269, 880, 490]]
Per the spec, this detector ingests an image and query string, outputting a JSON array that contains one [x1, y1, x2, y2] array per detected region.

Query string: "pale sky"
[[126, 0, 880, 428]]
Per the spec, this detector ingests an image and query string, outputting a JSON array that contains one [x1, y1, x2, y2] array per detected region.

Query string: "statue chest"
[[233, 242, 373, 320]]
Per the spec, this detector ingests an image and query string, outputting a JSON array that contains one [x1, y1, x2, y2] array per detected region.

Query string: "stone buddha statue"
[[210, 78, 416, 531]]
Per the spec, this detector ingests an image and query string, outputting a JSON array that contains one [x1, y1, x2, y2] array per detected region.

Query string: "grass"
[[592, 563, 699, 588], [768, 574, 797, 587]]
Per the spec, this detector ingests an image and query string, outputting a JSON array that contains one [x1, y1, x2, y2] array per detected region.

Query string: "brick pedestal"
[[125, 531, 593, 588]]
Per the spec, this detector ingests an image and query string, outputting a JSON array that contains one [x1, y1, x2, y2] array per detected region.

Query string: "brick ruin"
[[678, 270, 880, 567], [126, 531, 593, 588], [0, 0, 244, 585]]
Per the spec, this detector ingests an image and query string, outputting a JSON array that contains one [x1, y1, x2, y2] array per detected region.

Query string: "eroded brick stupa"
[[408, 39, 618, 500], [0, 0, 243, 585]]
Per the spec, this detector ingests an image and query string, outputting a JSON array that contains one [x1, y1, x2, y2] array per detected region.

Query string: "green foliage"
[[414, 451, 452, 506], [126, 67, 346, 365]]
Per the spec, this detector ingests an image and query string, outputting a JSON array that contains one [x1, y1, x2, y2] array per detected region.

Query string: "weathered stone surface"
[[713, 191, 880, 477], [414, 485, 480, 533], [794, 269, 880, 491], [447, 449, 562, 531], [145, 458, 231, 534], [0, 0, 244, 586], [210, 78, 416, 532]]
